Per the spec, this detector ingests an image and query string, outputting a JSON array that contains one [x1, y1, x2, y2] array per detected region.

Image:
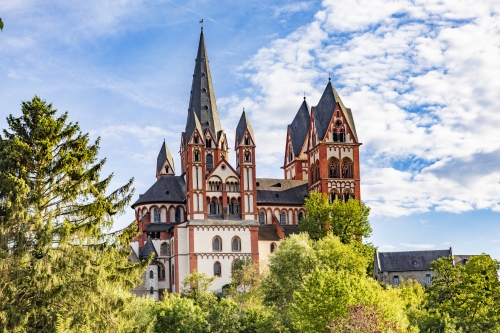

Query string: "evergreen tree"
[[0, 96, 146, 332]]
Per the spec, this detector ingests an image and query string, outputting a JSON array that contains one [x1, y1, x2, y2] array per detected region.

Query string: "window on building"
[[194, 135, 199, 144], [160, 242, 170, 256], [298, 212, 304, 221], [280, 211, 287, 225], [206, 154, 213, 173], [232, 237, 241, 252], [270, 243, 276, 253], [214, 262, 221, 277], [330, 192, 338, 203], [229, 198, 239, 215], [175, 207, 181, 222], [152, 207, 160, 223], [244, 151, 251, 163], [150, 287, 154, 295], [210, 198, 218, 215], [259, 211, 265, 224], [339, 128, 345, 142], [426, 274, 431, 285], [213, 236, 222, 251], [171, 264, 175, 284], [343, 191, 353, 202], [244, 137, 250, 145], [158, 263, 165, 281], [393, 275, 399, 285], [150, 270, 154, 279], [342, 158, 353, 178], [165, 166, 169, 173], [328, 157, 340, 178], [194, 150, 200, 162], [206, 139, 212, 148]]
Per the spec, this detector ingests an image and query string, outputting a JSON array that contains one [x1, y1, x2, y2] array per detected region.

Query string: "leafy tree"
[[422, 255, 500, 332], [152, 293, 207, 333], [327, 304, 398, 333], [0, 96, 145, 332], [0, 18, 3, 31], [290, 268, 409, 333], [299, 192, 372, 243]]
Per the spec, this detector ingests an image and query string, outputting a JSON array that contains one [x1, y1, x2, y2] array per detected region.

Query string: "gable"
[[207, 159, 240, 183]]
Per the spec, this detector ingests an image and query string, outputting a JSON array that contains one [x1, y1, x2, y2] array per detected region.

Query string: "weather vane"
[[199, 19, 204, 29]]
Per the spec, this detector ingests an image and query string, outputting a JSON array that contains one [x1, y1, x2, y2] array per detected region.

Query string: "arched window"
[[206, 154, 213, 173], [213, 236, 222, 251], [244, 151, 251, 162], [193, 135, 199, 144], [342, 158, 353, 178], [210, 198, 218, 215], [171, 264, 175, 284], [328, 157, 340, 178], [206, 139, 212, 148], [330, 192, 338, 203], [194, 150, 200, 162], [232, 237, 241, 252], [175, 207, 181, 222], [339, 128, 345, 142], [229, 198, 239, 215], [158, 263, 165, 280], [150, 287, 154, 295], [149, 270, 154, 279], [160, 242, 170, 256], [244, 137, 251, 145], [343, 191, 353, 202], [214, 262, 221, 277], [259, 211, 265, 224], [280, 211, 287, 225], [270, 243, 276, 253], [298, 212, 304, 221], [153, 207, 160, 223], [165, 166, 169, 173]]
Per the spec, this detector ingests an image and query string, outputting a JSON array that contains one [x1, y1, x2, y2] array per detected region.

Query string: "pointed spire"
[[313, 80, 358, 142], [140, 236, 158, 262], [187, 28, 222, 141], [156, 140, 175, 176], [235, 108, 255, 147], [288, 99, 311, 157]]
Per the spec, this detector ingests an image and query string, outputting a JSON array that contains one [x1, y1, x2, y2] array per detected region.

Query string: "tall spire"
[[187, 28, 222, 141], [235, 108, 255, 147]]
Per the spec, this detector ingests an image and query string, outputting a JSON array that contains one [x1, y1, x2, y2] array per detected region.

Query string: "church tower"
[[235, 110, 257, 220], [180, 27, 228, 220], [284, 98, 311, 180], [305, 78, 361, 201]]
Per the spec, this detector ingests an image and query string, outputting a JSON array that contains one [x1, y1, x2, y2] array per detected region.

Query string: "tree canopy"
[[0, 96, 146, 332]]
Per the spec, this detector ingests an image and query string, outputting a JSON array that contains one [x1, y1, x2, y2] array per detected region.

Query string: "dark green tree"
[[0, 96, 146, 332], [299, 192, 372, 243]]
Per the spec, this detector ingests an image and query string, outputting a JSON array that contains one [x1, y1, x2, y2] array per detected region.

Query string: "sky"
[[1, 0, 500, 260]]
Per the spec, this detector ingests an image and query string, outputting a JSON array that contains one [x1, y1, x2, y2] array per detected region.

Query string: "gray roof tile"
[[156, 140, 175, 175], [140, 236, 158, 261], [288, 99, 310, 157], [258, 225, 281, 241], [376, 249, 452, 272], [256, 178, 308, 205], [235, 110, 255, 147], [132, 176, 186, 207]]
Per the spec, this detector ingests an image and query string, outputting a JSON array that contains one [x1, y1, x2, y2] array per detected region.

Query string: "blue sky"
[[1, 0, 500, 260]]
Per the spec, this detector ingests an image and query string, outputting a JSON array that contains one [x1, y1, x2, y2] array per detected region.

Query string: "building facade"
[[130, 28, 362, 299]]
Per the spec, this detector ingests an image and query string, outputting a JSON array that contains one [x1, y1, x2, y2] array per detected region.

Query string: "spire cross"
[[304, 91, 306, 100], [328, 72, 331, 81], [199, 19, 204, 29]]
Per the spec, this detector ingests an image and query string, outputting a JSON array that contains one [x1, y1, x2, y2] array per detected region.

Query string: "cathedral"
[[129, 28, 361, 300]]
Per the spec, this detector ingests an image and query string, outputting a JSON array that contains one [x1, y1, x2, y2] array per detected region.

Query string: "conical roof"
[[140, 236, 158, 262], [187, 28, 222, 140], [185, 107, 204, 141], [156, 140, 175, 175], [235, 109, 255, 146], [314, 80, 358, 142], [288, 99, 310, 157]]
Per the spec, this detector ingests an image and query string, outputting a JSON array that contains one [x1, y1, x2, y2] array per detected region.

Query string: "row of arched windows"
[[310, 157, 354, 183], [147, 206, 183, 223], [258, 210, 304, 225], [213, 236, 241, 252]]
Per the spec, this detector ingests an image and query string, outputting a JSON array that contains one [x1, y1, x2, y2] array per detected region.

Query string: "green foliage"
[[0, 96, 146, 332], [152, 293, 207, 333], [0, 18, 3, 31], [299, 192, 372, 243], [422, 255, 500, 332], [290, 268, 408, 332]]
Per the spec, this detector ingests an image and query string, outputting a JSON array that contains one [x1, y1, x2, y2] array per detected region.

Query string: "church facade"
[[129, 28, 362, 300]]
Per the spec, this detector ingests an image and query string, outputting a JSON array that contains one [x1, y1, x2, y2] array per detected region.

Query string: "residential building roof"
[[256, 178, 308, 205]]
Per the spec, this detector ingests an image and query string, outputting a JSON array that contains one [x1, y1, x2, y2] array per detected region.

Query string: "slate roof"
[[288, 99, 310, 157], [143, 223, 178, 232], [256, 178, 308, 205], [376, 248, 452, 273], [313, 80, 358, 142], [258, 225, 281, 241], [140, 236, 158, 261], [132, 176, 186, 207], [453, 255, 473, 266], [283, 225, 300, 238], [156, 141, 175, 175], [187, 28, 222, 141], [184, 108, 204, 142], [235, 110, 255, 146]]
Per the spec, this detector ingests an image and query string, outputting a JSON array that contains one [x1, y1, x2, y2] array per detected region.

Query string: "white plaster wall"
[[177, 227, 189, 255], [131, 241, 139, 258], [258, 240, 279, 266], [197, 256, 241, 292], [193, 227, 252, 253], [326, 146, 354, 160], [177, 254, 190, 293], [210, 162, 239, 181]]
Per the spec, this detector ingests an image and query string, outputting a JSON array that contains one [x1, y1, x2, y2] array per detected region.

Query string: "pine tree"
[[0, 96, 147, 332]]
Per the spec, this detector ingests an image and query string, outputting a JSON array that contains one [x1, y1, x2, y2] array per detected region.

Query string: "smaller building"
[[374, 248, 472, 286]]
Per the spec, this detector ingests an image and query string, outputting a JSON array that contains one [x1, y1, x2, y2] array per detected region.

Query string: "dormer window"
[[206, 139, 212, 148], [194, 135, 199, 144], [194, 150, 201, 162], [165, 166, 169, 173], [244, 137, 250, 145]]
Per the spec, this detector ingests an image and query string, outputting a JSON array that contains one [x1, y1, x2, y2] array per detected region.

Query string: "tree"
[[152, 293, 207, 333], [0, 96, 146, 332], [299, 192, 372, 243], [421, 255, 500, 332], [0, 18, 3, 31]]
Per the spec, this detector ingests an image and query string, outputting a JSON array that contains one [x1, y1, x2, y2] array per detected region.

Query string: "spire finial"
[[328, 72, 331, 81], [243, 107, 245, 113], [199, 19, 204, 29], [304, 91, 306, 100]]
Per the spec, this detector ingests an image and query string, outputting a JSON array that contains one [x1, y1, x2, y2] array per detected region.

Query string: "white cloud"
[[400, 243, 436, 250], [379, 244, 397, 250], [225, 0, 500, 217], [274, 2, 314, 17]]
